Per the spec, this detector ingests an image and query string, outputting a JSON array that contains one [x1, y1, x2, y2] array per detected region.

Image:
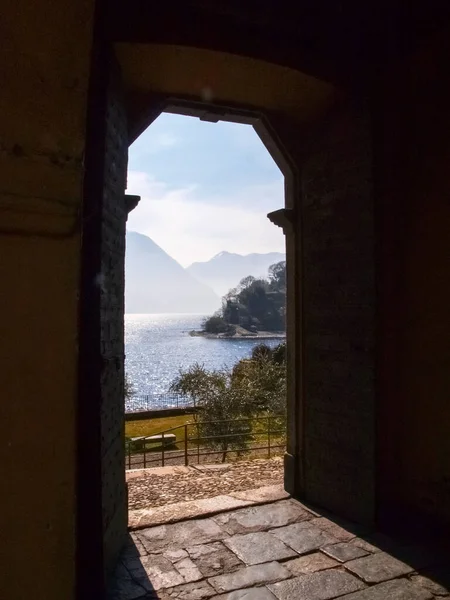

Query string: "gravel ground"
[[127, 457, 284, 511], [126, 445, 285, 470]]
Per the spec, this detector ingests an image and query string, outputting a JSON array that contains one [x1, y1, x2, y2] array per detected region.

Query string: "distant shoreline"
[[189, 330, 286, 340]]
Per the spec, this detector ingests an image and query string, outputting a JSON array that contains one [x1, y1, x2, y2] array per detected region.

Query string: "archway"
[[78, 44, 376, 593], [124, 98, 299, 493]]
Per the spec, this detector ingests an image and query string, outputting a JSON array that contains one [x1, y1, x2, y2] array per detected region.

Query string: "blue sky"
[[126, 113, 285, 266]]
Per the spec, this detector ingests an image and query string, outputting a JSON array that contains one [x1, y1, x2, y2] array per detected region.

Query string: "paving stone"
[[209, 562, 289, 593], [268, 569, 365, 600], [213, 500, 311, 535], [138, 555, 184, 590], [130, 495, 252, 529], [158, 580, 216, 599], [322, 542, 369, 562], [390, 544, 443, 570], [212, 588, 277, 599], [339, 579, 433, 599], [313, 512, 372, 536], [223, 532, 297, 565], [187, 542, 243, 577], [418, 565, 450, 591], [270, 522, 339, 555], [230, 485, 289, 504], [285, 552, 339, 576], [345, 551, 414, 583], [164, 549, 189, 562], [310, 517, 357, 542], [349, 538, 381, 554], [138, 518, 227, 553], [357, 537, 440, 570], [361, 532, 399, 552], [124, 533, 147, 557], [107, 563, 156, 600], [173, 557, 203, 583], [410, 573, 450, 597], [108, 578, 156, 600]]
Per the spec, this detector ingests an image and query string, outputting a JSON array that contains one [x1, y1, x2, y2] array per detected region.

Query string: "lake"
[[125, 314, 282, 409]]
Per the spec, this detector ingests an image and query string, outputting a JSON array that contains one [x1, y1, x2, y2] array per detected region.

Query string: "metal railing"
[[125, 392, 195, 413], [125, 414, 286, 470]]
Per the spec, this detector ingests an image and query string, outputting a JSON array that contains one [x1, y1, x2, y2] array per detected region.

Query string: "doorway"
[[78, 50, 375, 595], [123, 109, 293, 513]]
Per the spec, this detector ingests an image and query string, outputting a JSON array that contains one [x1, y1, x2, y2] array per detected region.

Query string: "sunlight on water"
[[125, 313, 280, 401]]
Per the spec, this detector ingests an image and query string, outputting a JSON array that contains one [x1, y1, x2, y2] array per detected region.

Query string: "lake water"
[[125, 314, 282, 407]]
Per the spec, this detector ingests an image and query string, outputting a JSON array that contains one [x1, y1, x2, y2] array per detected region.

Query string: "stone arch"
[[78, 43, 376, 594], [125, 96, 302, 501]]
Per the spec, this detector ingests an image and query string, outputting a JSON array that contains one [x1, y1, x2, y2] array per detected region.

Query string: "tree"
[[237, 275, 256, 292], [170, 364, 253, 461], [231, 346, 286, 415], [202, 313, 232, 334], [272, 341, 286, 365], [223, 286, 239, 302], [170, 342, 287, 461], [251, 343, 273, 361], [202, 263, 286, 333], [232, 343, 287, 445], [268, 261, 286, 291]]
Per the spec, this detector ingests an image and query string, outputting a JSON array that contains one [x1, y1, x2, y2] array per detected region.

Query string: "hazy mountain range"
[[125, 232, 220, 313], [187, 250, 286, 296], [125, 231, 285, 313]]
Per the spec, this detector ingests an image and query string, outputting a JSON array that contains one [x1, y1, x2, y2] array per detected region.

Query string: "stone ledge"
[[129, 485, 289, 530]]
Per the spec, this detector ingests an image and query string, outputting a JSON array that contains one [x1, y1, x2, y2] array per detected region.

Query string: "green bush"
[[170, 363, 253, 461], [170, 342, 287, 461], [272, 342, 286, 365], [251, 343, 273, 361], [203, 314, 233, 334]]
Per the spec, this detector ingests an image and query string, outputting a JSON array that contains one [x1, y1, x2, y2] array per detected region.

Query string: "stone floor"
[[110, 495, 450, 600]]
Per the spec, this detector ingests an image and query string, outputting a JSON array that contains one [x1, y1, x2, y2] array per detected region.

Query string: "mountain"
[[187, 250, 286, 296], [125, 232, 221, 314]]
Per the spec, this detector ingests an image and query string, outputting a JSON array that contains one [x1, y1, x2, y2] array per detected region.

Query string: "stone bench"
[[130, 434, 177, 450]]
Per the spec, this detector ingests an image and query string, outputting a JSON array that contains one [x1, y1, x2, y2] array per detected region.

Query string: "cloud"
[[155, 132, 180, 148], [126, 171, 285, 267], [133, 132, 181, 156]]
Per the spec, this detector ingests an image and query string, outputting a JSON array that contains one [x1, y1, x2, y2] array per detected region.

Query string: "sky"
[[126, 112, 285, 267]]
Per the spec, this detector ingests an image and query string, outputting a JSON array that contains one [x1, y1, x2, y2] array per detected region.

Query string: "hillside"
[[125, 232, 221, 314], [187, 250, 285, 296]]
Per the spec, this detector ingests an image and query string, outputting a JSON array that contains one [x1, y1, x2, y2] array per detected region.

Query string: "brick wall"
[[99, 67, 128, 574], [376, 30, 450, 533], [300, 103, 375, 523]]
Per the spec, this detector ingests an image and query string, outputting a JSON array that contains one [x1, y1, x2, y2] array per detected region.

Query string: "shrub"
[[203, 314, 233, 334], [272, 342, 286, 365], [170, 364, 253, 461], [251, 343, 273, 361]]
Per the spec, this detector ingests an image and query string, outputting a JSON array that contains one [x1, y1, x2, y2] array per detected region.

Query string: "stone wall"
[[100, 66, 129, 576], [0, 1, 94, 598], [376, 28, 450, 533], [300, 102, 375, 523]]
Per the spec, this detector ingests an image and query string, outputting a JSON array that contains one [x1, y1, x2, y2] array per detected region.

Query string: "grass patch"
[[125, 414, 194, 440], [126, 414, 196, 453], [125, 413, 286, 456]]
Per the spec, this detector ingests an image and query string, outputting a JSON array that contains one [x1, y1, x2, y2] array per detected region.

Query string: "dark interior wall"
[[299, 101, 376, 523], [376, 29, 450, 533], [0, 0, 94, 598], [78, 51, 129, 594], [100, 64, 129, 575]]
